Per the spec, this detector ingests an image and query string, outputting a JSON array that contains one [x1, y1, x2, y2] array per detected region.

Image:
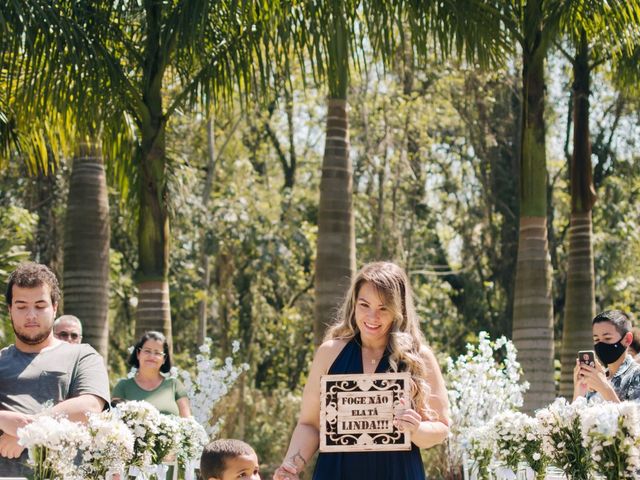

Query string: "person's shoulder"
[[418, 344, 437, 363], [317, 338, 349, 356], [313, 338, 349, 370], [0, 344, 15, 357]]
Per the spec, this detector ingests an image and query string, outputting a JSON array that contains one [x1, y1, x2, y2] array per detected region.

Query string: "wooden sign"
[[319, 372, 412, 452]]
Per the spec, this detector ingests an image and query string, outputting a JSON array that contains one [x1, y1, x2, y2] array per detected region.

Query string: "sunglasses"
[[56, 331, 81, 340]]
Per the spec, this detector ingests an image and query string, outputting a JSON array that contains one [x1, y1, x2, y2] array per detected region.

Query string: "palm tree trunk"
[[136, 118, 172, 346], [314, 8, 355, 344], [135, 5, 172, 347], [314, 98, 355, 344], [63, 141, 110, 359], [559, 31, 596, 397], [512, 16, 555, 411]]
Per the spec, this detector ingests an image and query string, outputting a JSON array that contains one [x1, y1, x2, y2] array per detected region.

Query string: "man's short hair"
[[54, 315, 83, 334], [200, 439, 256, 479], [5, 262, 61, 306], [593, 310, 632, 337]]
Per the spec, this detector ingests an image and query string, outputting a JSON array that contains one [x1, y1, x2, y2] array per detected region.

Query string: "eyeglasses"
[[56, 331, 81, 340], [139, 348, 166, 358]]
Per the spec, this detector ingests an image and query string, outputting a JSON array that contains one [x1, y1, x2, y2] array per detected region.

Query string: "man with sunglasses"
[[53, 314, 83, 343]]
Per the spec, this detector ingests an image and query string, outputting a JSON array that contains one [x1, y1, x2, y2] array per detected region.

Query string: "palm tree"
[[3, 1, 299, 346], [491, 0, 640, 411], [558, 15, 640, 397]]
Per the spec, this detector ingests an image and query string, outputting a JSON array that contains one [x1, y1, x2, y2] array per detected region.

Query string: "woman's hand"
[[578, 361, 611, 396], [573, 359, 587, 399], [393, 397, 422, 435], [273, 462, 299, 480]]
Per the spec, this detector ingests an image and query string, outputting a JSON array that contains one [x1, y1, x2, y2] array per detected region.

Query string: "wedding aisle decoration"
[[16, 401, 210, 480], [177, 338, 249, 435], [449, 334, 640, 480], [446, 332, 529, 467], [535, 397, 591, 480], [579, 401, 640, 480], [80, 413, 135, 478], [490, 410, 548, 479], [18, 414, 90, 479]]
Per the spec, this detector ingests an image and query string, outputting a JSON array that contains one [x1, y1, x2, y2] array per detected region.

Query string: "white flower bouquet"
[[446, 332, 529, 466], [580, 401, 640, 480], [491, 410, 548, 479], [465, 423, 496, 480], [17, 415, 90, 480], [111, 400, 162, 470], [153, 413, 181, 464], [176, 416, 209, 468], [80, 412, 135, 478], [536, 397, 591, 479]]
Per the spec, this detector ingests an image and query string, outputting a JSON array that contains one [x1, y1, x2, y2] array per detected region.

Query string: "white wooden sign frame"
[[319, 372, 412, 452]]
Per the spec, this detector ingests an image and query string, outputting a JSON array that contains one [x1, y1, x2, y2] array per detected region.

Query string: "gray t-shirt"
[[0, 341, 110, 476]]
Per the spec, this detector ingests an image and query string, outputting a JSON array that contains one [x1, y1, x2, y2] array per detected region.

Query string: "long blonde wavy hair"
[[324, 261, 435, 418]]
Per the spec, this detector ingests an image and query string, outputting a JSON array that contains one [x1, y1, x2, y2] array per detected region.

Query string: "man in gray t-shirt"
[[0, 262, 110, 476]]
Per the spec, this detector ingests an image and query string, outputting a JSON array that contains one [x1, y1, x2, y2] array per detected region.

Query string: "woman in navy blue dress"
[[273, 262, 450, 479]]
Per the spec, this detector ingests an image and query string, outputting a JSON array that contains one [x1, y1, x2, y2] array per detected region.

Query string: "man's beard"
[[12, 324, 51, 345]]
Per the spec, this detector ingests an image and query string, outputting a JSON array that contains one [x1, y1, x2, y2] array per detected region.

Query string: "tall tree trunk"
[[314, 98, 355, 344], [512, 5, 555, 412], [559, 31, 596, 397], [135, 4, 172, 347], [136, 120, 171, 346], [63, 141, 110, 360], [314, 12, 355, 344]]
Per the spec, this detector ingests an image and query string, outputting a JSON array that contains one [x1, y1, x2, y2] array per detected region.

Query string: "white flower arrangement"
[[580, 401, 640, 480], [465, 422, 496, 480], [110, 400, 162, 470], [17, 414, 90, 480], [535, 397, 591, 479], [153, 413, 181, 464], [176, 416, 209, 468], [446, 332, 529, 465], [80, 413, 134, 478], [177, 338, 249, 435], [491, 410, 548, 479]]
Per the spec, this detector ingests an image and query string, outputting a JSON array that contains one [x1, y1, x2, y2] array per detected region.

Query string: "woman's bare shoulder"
[[314, 338, 349, 371]]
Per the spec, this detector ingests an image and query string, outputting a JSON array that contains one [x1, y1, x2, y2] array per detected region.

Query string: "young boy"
[[200, 439, 261, 480]]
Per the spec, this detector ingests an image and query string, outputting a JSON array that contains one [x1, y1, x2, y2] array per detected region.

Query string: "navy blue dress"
[[313, 336, 427, 479]]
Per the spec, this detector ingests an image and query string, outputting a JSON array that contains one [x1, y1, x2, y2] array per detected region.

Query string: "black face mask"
[[594, 339, 626, 366]]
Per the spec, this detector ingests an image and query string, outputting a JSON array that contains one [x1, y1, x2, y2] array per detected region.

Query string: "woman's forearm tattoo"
[[288, 449, 307, 468]]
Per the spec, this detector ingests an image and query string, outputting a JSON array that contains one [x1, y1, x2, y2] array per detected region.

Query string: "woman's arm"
[[273, 340, 345, 480], [177, 396, 191, 418], [395, 347, 450, 449]]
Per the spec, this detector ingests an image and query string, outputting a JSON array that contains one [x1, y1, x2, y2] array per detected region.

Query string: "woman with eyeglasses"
[[111, 331, 191, 417]]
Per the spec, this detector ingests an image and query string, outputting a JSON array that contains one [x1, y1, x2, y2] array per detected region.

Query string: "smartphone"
[[578, 350, 596, 367]]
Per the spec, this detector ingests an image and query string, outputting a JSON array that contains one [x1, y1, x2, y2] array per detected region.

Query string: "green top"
[[112, 376, 188, 416]]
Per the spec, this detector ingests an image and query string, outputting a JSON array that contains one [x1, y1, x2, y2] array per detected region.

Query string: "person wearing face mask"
[[573, 310, 640, 403]]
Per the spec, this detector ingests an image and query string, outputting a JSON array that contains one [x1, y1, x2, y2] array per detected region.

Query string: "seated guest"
[[574, 310, 640, 402], [0, 262, 110, 476], [112, 331, 191, 417], [53, 314, 83, 343]]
